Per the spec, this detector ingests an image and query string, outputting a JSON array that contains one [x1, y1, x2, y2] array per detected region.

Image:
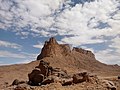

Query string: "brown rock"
[[41, 76, 54, 85], [51, 68, 68, 78], [73, 72, 89, 84], [32, 74, 44, 85], [28, 60, 53, 85], [28, 68, 44, 85], [12, 79, 19, 85], [103, 80, 116, 90], [61, 78, 73, 86], [14, 86, 26, 90], [37, 37, 71, 60], [28, 69, 41, 82], [72, 47, 95, 58]]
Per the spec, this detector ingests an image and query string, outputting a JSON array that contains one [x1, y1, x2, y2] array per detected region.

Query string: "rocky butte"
[[35, 37, 120, 75], [37, 37, 95, 60]]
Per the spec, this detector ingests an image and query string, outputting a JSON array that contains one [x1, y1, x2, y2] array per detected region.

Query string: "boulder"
[[12, 79, 26, 86], [33, 74, 44, 85], [89, 74, 99, 84], [61, 78, 73, 86], [73, 72, 89, 84], [41, 76, 54, 85], [103, 80, 116, 90], [28, 60, 53, 85], [51, 68, 68, 78], [28, 69, 41, 82], [28, 68, 44, 85], [118, 76, 120, 79], [37, 60, 50, 77], [12, 79, 20, 85]]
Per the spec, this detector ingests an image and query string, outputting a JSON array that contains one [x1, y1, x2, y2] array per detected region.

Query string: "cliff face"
[[37, 37, 71, 60], [72, 47, 95, 58], [37, 37, 95, 60]]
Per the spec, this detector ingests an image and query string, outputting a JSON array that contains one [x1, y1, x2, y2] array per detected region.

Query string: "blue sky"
[[0, 0, 120, 65]]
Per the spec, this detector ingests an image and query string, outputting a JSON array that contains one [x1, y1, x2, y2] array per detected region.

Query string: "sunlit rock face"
[[37, 37, 71, 60], [37, 37, 95, 60]]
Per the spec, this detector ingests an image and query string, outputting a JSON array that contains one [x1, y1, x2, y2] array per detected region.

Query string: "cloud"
[[61, 36, 105, 47], [0, 50, 37, 59], [109, 36, 120, 50], [0, 0, 64, 36], [95, 49, 120, 65], [33, 43, 43, 49], [94, 36, 120, 65], [0, 40, 22, 50], [0, 51, 26, 58], [0, 0, 119, 40], [0, 50, 38, 65]]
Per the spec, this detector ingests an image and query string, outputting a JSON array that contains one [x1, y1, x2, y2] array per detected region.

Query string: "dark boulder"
[[28, 69, 41, 82], [61, 78, 73, 86], [28, 60, 53, 85], [118, 76, 120, 79]]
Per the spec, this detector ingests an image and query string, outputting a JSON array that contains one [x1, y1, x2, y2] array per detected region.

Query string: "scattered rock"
[[14, 86, 27, 90], [73, 72, 89, 84], [12, 79, 26, 86], [103, 80, 116, 90], [41, 76, 54, 85], [51, 68, 68, 78], [61, 78, 73, 86], [12, 79, 20, 85], [89, 74, 99, 84]]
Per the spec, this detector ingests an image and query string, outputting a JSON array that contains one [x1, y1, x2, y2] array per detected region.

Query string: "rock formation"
[[28, 59, 94, 86], [28, 60, 70, 86], [72, 47, 95, 58], [28, 37, 98, 86], [37, 37, 94, 60]]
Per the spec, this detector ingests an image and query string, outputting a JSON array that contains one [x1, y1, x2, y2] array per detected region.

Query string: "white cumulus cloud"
[[0, 50, 37, 59], [0, 40, 22, 50]]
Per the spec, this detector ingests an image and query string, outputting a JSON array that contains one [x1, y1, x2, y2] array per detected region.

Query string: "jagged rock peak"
[[49, 37, 58, 44], [37, 37, 95, 60], [37, 37, 71, 60]]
